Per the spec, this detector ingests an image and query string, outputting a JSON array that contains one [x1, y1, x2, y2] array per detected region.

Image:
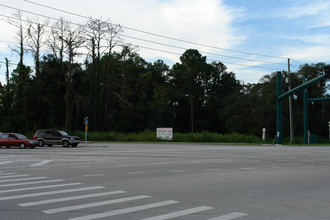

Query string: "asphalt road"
[[1, 143, 330, 220]]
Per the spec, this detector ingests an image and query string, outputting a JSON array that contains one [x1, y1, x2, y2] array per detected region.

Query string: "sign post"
[[84, 117, 88, 144], [262, 128, 266, 142]]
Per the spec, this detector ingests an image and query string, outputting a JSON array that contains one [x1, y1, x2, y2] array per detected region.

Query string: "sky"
[[0, 0, 330, 84]]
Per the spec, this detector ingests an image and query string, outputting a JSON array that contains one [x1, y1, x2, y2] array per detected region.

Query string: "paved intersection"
[[1, 143, 330, 219]]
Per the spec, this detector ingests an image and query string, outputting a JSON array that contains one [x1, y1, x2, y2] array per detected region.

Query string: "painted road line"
[[0, 183, 82, 193], [0, 174, 30, 179], [169, 170, 184, 173], [208, 212, 248, 220], [0, 179, 64, 188], [18, 190, 126, 207], [0, 161, 13, 165], [206, 169, 222, 171], [43, 195, 150, 214], [72, 166, 91, 168], [141, 206, 214, 220], [240, 168, 255, 170], [0, 186, 104, 200], [0, 177, 47, 183], [68, 200, 179, 220], [29, 160, 54, 167], [0, 173, 16, 176], [128, 172, 145, 175], [83, 174, 104, 177]]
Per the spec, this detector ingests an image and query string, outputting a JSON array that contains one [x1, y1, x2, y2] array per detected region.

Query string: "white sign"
[[157, 128, 173, 141]]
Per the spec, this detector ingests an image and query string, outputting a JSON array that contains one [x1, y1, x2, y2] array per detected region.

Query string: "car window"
[[53, 131, 61, 136], [0, 134, 9, 138], [9, 134, 16, 139], [16, 134, 28, 139], [59, 130, 69, 136], [45, 131, 52, 135]]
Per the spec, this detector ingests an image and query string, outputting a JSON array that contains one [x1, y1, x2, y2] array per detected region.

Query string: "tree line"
[[1, 13, 330, 139]]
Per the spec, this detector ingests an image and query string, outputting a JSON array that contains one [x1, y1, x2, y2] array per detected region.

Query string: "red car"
[[0, 133, 39, 149]]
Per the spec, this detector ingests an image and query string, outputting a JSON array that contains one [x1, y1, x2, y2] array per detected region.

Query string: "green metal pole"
[[277, 74, 325, 101], [276, 71, 283, 144], [303, 76, 308, 144], [308, 97, 330, 102]]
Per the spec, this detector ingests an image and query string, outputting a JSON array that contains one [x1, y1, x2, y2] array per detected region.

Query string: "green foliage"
[[74, 130, 261, 143]]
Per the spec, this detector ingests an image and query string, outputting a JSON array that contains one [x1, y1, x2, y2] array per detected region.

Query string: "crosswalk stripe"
[[0, 183, 82, 193], [0, 179, 64, 188], [141, 206, 214, 220], [208, 212, 248, 220], [0, 173, 16, 176], [0, 186, 104, 200], [0, 177, 47, 183], [0, 174, 30, 179], [29, 160, 54, 167], [68, 200, 179, 220], [43, 195, 150, 214], [0, 161, 13, 165], [18, 190, 127, 207]]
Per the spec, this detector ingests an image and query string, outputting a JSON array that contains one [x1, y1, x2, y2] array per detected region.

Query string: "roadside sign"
[[157, 128, 173, 141]]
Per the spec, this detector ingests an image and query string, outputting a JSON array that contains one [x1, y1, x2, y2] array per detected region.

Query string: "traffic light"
[[325, 65, 330, 78]]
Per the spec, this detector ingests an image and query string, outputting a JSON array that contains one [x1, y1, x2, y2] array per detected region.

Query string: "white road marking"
[[68, 200, 179, 220], [0, 177, 47, 183], [208, 212, 248, 220], [0, 186, 104, 200], [141, 206, 214, 220], [83, 174, 104, 177], [0, 179, 64, 188], [0, 173, 16, 176], [18, 190, 126, 207], [169, 170, 184, 173], [0, 161, 13, 165], [206, 169, 223, 171], [0, 183, 82, 193], [240, 168, 254, 170], [29, 160, 54, 167], [272, 167, 283, 169], [43, 195, 150, 214], [128, 172, 145, 175], [72, 166, 91, 168], [0, 174, 30, 179]]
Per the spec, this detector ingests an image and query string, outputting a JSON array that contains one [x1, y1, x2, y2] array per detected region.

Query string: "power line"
[[22, 0, 289, 60], [0, 9, 285, 67], [0, 4, 284, 73], [0, 12, 283, 71], [119, 34, 287, 66]]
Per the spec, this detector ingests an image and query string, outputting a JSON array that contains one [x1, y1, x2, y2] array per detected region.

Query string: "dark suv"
[[34, 129, 81, 147]]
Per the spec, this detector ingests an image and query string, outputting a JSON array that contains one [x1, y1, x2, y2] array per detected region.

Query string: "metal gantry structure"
[[276, 66, 330, 144]]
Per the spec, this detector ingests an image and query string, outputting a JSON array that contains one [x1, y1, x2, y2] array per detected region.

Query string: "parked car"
[[0, 133, 39, 149], [34, 129, 81, 147]]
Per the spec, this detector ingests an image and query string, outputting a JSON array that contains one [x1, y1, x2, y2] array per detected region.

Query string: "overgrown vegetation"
[[74, 130, 262, 143], [1, 13, 330, 142]]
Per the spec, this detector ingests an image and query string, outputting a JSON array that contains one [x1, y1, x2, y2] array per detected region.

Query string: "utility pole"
[[5, 58, 10, 91], [288, 58, 294, 143]]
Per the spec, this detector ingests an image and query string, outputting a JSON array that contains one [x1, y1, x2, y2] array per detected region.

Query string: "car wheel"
[[62, 140, 69, 148], [19, 143, 26, 149], [39, 140, 45, 147]]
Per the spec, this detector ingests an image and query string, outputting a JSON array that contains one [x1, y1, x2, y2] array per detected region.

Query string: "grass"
[[74, 130, 263, 144]]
